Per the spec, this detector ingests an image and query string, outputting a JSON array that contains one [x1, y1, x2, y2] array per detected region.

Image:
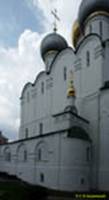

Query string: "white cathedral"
[[0, 0, 109, 192]]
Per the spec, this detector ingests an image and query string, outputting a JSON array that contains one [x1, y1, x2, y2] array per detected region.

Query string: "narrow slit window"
[[25, 128, 29, 138], [40, 173, 44, 182], [86, 147, 90, 162], [38, 148, 42, 161], [41, 82, 44, 94], [86, 51, 90, 67], [80, 178, 85, 185], [27, 92, 30, 102], [24, 150, 27, 161], [100, 21, 103, 37], [39, 123, 43, 135], [89, 25, 92, 33], [64, 67, 67, 81]]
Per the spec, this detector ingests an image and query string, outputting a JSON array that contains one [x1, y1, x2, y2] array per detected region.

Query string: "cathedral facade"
[[0, 0, 109, 191]]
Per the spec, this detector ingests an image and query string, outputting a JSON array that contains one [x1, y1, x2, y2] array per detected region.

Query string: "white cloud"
[[0, 29, 45, 140]]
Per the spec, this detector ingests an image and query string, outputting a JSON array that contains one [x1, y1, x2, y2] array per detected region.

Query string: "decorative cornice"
[[1, 125, 91, 146], [52, 110, 89, 124]]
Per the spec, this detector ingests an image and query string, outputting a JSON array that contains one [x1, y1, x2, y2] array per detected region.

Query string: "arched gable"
[[20, 71, 46, 100], [75, 33, 102, 54], [34, 71, 46, 86], [20, 82, 32, 99], [49, 47, 75, 74], [73, 33, 103, 97], [48, 47, 75, 115]]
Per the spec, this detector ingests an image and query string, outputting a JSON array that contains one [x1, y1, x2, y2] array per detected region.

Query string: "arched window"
[[35, 141, 48, 162], [4, 147, 11, 162], [17, 144, 27, 162]]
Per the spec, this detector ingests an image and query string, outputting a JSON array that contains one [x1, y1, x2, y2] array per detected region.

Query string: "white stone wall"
[[73, 34, 106, 189], [0, 132, 91, 191], [99, 90, 109, 191], [20, 34, 103, 140], [75, 35, 103, 99], [19, 48, 76, 140], [103, 41, 109, 83]]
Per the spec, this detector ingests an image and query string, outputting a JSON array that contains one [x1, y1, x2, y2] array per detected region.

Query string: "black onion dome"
[[79, 0, 109, 28], [40, 33, 68, 60]]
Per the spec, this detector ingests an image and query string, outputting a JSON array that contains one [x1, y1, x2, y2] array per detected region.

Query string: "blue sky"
[[0, 0, 45, 47], [0, 0, 81, 140]]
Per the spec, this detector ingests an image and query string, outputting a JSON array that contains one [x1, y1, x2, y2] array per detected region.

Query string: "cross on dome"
[[51, 9, 60, 32]]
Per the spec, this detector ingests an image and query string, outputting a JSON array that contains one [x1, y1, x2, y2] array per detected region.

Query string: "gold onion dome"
[[72, 20, 81, 47], [67, 87, 76, 97]]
